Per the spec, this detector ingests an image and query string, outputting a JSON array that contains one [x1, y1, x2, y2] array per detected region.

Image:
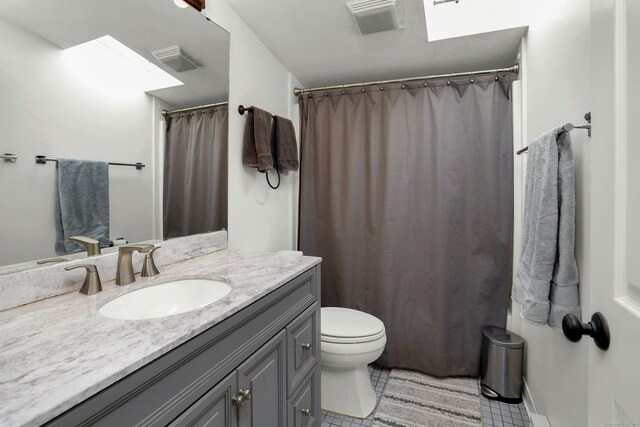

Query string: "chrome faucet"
[[65, 264, 102, 295], [116, 244, 155, 285], [69, 236, 101, 256]]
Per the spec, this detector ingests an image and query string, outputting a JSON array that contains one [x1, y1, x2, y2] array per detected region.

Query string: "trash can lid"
[[483, 326, 524, 349]]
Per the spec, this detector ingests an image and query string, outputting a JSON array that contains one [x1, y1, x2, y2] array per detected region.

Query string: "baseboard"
[[529, 414, 552, 427], [522, 378, 551, 426]]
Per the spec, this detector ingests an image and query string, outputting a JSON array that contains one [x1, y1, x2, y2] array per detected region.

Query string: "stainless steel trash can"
[[480, 326, 524, 403]]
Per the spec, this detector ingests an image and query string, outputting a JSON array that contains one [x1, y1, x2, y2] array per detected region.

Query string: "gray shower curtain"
[[299, 77, 513, 377], [164, 108, 228, 239]]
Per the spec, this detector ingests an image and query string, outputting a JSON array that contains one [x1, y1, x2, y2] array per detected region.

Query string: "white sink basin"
[[99, 278, 231, 320]]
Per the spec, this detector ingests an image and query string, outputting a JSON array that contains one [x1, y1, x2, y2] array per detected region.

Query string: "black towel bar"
[[238, 105, 254, 115]]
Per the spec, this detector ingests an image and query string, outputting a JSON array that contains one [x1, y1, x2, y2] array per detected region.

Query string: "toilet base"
[[321, 365, 377, 418]]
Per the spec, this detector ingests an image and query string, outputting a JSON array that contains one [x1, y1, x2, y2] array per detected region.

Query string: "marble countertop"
[[0, 249, 321, 427]]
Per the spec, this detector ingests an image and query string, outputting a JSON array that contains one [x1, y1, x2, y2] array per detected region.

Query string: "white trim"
[[522, 377, 538, 415], [523, 378, 552, 426], [529, 413, 552, 427], [612, 0, 628, 301]]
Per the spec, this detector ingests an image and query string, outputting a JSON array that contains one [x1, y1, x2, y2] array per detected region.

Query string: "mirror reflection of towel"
[[55, 159, 110, 254]]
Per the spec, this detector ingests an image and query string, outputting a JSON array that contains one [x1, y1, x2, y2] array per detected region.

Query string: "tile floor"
[[320, 365, 530, 427], [479, 386, 530, 427]]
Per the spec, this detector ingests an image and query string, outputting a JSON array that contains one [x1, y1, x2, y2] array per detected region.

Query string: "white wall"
[[0, 18, 155, 265], [507, 1, 591, 426], [203, 1, 300, 252]]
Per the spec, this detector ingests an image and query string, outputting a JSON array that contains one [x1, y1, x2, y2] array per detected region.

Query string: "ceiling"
[[225, 0, 525, 88], [0, 0, 230, 108]]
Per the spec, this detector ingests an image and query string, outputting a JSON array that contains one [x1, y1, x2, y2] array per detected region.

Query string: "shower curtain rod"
[[161, 101, 229, 117], [293, 63, 520, 96]]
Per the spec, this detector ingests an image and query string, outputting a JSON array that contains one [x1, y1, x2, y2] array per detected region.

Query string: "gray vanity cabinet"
[[45, 265, 321, 427], [170, 332, 286, 427], [169, 372, 238, 427], [236, 332, 286, 427]]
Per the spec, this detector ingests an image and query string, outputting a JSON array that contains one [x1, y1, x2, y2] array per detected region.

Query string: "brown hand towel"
[[273, 116, 299, 173], [242, 106, 274, 172]]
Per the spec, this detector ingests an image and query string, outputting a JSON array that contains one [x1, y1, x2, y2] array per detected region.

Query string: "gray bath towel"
[[512, 128, 580, 330], [273, 116, 299, 173], [55, 159, 110, 254], [242, 106, 274, 172]]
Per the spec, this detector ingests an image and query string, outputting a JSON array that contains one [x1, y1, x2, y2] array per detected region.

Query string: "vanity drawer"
[[287, 367, 319, 427], [286, 302, 319, 396]]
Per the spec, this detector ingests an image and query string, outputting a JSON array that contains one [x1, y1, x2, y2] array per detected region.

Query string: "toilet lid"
[[321, 307, 385, 343]]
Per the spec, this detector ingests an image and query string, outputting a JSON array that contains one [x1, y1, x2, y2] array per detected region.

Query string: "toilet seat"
[[321, 307, 386, 344]]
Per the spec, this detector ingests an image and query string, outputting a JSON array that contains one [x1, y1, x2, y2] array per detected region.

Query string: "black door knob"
[[562, 312, 610, 350]]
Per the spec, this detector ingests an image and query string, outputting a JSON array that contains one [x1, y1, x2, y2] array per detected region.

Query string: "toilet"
[[320, 307, 387, 418]]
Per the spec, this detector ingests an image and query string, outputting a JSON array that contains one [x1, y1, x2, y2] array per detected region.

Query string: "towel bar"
[[1, 153, 17, 162], [35, 155, 145, 170], [517, 111, 591, 155], [238, 105, 254, 115]]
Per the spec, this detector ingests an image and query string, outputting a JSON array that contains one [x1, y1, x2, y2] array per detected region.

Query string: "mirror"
[[0, 0, 230, 272]]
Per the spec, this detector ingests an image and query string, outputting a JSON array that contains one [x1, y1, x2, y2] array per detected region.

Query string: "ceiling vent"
[[151, 45, 201, 72], [346, 0, 406, 35]]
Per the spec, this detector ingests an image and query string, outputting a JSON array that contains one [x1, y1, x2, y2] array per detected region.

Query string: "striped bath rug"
[[372, 369, 482, 427]]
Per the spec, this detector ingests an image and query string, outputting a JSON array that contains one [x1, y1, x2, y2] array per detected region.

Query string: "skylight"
[[63, 35, 183, 99]]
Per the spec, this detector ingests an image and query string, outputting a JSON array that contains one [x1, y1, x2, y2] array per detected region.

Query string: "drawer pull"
[[301, 342, 311, 351], [301, 408, 311, 416], [232, 388, 252, 407]]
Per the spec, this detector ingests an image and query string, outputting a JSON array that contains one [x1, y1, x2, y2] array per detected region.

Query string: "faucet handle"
[[141, 246, 160, 277], [118, 244, 154, 255], [69, 236, 101, 256], [65, 264, 102, 295]]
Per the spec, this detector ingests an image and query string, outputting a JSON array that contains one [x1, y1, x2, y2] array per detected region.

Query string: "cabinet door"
[[236, 331, 286, 427], [169, 372, 237, 427]]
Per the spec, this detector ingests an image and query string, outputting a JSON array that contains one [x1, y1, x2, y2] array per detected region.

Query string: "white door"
[[589, 0, 640, 425]]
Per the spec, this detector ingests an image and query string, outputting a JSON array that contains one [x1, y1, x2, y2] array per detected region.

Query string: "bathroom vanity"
[[0, 248, 321, 427]]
